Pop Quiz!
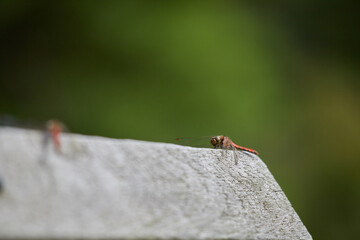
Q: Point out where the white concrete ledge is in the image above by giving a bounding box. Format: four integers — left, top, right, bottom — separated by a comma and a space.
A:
0, 127, 312, 239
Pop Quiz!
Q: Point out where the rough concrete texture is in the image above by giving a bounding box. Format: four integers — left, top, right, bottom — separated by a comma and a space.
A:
0, 127, 312, 239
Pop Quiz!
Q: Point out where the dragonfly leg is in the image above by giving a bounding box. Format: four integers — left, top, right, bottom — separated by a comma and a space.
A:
231, 144, 247, 165
233, 148, 238, 165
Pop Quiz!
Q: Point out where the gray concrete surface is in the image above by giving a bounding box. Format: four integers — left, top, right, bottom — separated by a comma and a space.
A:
0, 127, 312, 239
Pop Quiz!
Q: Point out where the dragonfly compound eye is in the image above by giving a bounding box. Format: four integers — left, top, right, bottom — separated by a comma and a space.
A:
210, 137, 217, 146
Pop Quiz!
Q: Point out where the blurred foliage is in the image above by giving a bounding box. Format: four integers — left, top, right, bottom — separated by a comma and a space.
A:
0, 1, 359, 239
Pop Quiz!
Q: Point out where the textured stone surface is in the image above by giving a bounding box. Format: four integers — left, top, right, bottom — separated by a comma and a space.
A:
0, 127, 312, 239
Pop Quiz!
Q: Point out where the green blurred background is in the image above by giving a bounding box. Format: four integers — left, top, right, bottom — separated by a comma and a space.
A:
1, 1, 359, 239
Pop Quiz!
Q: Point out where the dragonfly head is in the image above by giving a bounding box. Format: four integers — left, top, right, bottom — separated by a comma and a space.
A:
210, 135, 224, 147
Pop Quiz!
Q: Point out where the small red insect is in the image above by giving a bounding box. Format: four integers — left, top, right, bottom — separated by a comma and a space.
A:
175, 135, 259, 165
210, 135, 258, 165
210, 135, 259, 155
46, 120, 65, 151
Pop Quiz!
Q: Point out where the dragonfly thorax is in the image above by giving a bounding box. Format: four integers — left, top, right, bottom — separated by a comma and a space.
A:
211, 135, 235, 149
211, 135, 226, 148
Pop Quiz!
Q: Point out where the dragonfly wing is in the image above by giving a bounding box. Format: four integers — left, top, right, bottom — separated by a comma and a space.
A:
242, 150, 256, 158
233, 147, 238, 165
233, 143, 255, 164
173, 136, 214, 148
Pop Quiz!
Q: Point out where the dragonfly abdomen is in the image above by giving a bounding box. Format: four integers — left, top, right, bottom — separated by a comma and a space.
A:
233, 144, 259, 155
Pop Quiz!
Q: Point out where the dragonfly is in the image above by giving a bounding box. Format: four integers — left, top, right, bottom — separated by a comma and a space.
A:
175, 135, 259, 165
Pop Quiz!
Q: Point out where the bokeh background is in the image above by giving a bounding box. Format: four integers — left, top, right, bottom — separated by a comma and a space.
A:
1, 1, 359, 239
